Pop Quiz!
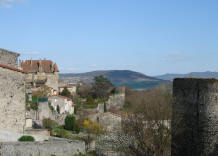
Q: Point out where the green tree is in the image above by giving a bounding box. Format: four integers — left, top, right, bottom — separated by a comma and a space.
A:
30, 95, 38, 110
104, 103, 107, 112
64, 114, 77, 131
86, 95, 94, 105
57, 105, 60, 114
92, 75, 114, 100
60, 87, 72, 98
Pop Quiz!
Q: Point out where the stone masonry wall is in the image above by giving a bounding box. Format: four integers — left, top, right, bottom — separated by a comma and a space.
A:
0, 67, 26, 133
0, 140, 85, 156
172, 78, 218, 156
0, 49, 19, 67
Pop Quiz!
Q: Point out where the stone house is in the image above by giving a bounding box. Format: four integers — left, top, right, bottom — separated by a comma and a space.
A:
59, 83, 77, 96
48, 95, 75, 114
0, 59, 27, 133
0, 48, 20, 67
20, 59, 59, 91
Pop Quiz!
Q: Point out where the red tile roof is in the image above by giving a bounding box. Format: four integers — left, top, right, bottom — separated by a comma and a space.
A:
20, 60, 59, 73
0, 64, 27, 74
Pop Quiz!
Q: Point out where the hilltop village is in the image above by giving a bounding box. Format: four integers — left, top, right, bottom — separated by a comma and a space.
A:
0, 48, 125, 155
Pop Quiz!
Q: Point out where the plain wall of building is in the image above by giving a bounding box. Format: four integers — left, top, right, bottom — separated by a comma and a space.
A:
0, 67, 26, 133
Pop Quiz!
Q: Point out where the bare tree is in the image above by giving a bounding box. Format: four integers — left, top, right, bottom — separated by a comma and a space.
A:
97, 85, 172, 156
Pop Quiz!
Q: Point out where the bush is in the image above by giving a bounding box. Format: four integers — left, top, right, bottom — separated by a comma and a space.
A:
43, 118, 58, 129
74, 104, 81, 114
18, 136, 35, 142
51, 128, 71, 139
86, 95, 94, 105
64, 114, 76, 131
74, 123, 81, 134
30, 95, 38, 110
57, 105, 60, 114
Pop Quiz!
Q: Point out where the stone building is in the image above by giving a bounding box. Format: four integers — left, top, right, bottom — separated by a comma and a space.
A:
0, 48, 20, 67
49, 95, 75, 114
0, 54, 27, 133
20, 60, 59, 91
59, 83, 77, 96
172, 78, 218, 156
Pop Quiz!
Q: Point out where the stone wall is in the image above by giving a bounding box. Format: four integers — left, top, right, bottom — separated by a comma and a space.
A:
26, 72, 59, 91
98, 112, 122, 131
0, 49, 19, 67
46, 72, 59, 91
0, 140, 85, 156
0, 67, 26, 133
27, 102, 67, 127
172, 78, 218, 156
106, 93, 125, 111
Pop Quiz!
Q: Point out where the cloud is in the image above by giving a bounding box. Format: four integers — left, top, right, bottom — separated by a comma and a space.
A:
161, 53, 187, 62
0, 0, 26, 8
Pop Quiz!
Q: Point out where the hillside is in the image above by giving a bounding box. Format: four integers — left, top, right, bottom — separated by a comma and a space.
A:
60, 70, 168, 89
155, 71, 218, 81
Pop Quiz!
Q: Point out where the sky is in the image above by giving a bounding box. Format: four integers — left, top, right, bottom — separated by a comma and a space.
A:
0, 0, 218, 76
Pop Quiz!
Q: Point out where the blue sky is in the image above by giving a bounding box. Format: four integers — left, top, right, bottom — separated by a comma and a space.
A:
0, 0, 218, 75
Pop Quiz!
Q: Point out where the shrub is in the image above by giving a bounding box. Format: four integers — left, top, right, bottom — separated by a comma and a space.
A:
18, 136, 35, 142
51, 128, 71, 139
30, 95, 38, 110
57, 105, 60, 114
64, 114, 76, 131
43, 118, 58, 129
74, 104, 81, 114
49, 105, 54, 113
60, 87, 72, 98
74, 123, 81, 134
86, 95, 94, 105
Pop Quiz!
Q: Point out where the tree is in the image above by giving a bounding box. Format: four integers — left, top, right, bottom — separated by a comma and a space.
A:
86, 95, 94, 105
64, 114, 80, 133
91, 75, 114, 100
57, 105, 60, 114
121, 85, 172, 156
61, 87, 72, 98
30, 95, 38, 110
77, 85, 92, 98
97, 85, 172, 156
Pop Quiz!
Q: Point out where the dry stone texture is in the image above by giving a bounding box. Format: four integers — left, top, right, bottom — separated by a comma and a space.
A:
172, 78, 218, 156
0, 141, 85, 156
0, 49, 19, 67
0, 67, 26, 133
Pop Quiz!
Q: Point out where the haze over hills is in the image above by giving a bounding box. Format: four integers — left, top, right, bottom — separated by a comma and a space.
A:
60, 70, 168, 89
155, 71, 218, 81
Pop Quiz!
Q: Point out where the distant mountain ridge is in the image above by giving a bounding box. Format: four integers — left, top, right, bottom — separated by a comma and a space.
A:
155, 71, 218, 81
60, 70, 168, 89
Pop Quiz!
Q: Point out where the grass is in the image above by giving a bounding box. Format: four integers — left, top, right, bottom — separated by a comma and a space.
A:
83, 103, 98, 109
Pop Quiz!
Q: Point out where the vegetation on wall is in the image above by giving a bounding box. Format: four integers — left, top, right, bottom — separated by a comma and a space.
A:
18, 136, 35, 142
30, 95, 38, 110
